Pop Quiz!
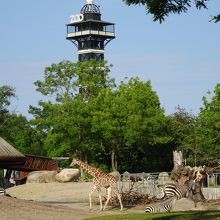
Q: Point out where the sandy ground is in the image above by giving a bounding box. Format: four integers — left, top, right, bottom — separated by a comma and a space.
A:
2, 182, 220, 220
1, 182, 144, 220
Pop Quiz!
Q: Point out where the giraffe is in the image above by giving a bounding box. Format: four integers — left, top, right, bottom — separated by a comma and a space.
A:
70, 158, 123, 211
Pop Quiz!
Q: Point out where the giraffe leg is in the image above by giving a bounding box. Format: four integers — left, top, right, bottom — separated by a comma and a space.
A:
89, 185, 97, 210
103, 187, 111, 210
97, 187, 103, 211
117, 193, 123, 210
113, 187, 123, 210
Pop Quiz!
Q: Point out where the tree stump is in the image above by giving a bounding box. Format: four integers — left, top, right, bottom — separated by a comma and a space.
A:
171, 150, 206, 202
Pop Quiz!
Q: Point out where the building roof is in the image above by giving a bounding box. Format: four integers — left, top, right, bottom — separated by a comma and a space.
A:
0, 137, 26, 163
66, 19, 114, 26
0, 137, 59, 172
81, 3, 101, 15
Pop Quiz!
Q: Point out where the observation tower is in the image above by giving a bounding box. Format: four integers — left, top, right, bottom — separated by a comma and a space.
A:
66, 0, 115, 61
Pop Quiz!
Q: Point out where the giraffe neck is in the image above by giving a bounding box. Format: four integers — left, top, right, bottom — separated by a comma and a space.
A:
75, 159, 103, 177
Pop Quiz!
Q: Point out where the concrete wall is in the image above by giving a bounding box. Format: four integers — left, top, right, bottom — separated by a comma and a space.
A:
202, 188, 220, 200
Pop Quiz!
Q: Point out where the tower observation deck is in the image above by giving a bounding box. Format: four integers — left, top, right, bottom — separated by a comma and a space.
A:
66, 0, 115, 61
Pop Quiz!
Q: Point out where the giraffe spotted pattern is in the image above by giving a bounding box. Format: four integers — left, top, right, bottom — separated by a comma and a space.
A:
70, 158, 123, 211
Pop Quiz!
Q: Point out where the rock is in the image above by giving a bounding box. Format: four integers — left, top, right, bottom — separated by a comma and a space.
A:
122, 171, 130, 181
55, 169, 80, 182
171, 198, 207, 211
109, 171, 121, 181
172, 198, 195, 211
26, 171, 58, 183
157, 172, 171, 185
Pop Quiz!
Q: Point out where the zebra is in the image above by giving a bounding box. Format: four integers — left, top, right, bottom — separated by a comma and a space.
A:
145, 197, 177, 213
162, 183, 182, 200
0, 187, 6, 196
180, 179, 196, 198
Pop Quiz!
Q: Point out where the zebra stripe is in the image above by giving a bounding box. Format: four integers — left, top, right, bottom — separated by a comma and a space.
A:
163, 183, 182, 200
0, 187, 5, 196
145, 197, 177, 213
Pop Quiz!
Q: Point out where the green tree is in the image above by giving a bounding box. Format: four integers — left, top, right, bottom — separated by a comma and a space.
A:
123, 0, 220, 23
191, 84, 220, 166
0, 85, 15, 114
169, 106, 196, 149
0, 85, 44, 155
3, 114, 45, 155
92, 77, 172, 171
30, 60, 115, 160
33, 60, 114, 103
0, 85, 16, 140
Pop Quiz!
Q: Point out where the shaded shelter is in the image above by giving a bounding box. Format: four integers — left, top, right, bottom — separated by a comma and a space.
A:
0, 137, 26, 166
0, 137, 58, 185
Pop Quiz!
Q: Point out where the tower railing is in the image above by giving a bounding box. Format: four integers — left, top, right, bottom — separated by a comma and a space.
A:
67, 30, 115, 38
67, 23, 115, 38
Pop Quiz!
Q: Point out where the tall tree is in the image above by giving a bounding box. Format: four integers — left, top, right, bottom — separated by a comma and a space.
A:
92, 77, 172, 171
0, 85, 44, 155
0, 85, 16, 139
0, 85, 15, 114
169, 106, 196, 149
191, 83, 220, 166
2, 113, 45, 155
123, 0, 219, 23
30, 60, 115, 159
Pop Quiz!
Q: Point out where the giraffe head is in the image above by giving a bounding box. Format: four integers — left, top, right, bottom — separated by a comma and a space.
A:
70, 158, 79, 167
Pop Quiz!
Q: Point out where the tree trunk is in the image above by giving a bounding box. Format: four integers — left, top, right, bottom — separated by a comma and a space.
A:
111, 148, 117, 171
171, 150, 206, 202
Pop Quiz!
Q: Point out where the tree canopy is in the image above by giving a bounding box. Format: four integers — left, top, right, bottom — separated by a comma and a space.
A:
192, 84, 220, 166
29, 60, 116, 161
0, 85, 15, 114
92, 77, 172, 171
1, 62, 219, 172
123, 0, 220, 23
30, 61, 173, 172
0, 85, 44, 155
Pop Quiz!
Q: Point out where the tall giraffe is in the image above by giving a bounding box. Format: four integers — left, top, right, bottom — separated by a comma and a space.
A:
70, 158, 123, 211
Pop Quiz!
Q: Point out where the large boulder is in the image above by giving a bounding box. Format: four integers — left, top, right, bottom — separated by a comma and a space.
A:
171, 198, 195, 211
171, 198, 207, 211
55, 168, 80, 182
26, 171, 58, 183
157, 172, 171, 185
109, 171, 121, 181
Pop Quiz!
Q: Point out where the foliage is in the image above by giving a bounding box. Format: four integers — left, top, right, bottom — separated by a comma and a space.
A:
58, 159, 71, 169
92, 77, 172, 171
2, 68, 219, 171
30, 60, 115, 160
0, 85, 45, 156
0, 85, 15, 113
1, 64, 219, 172
0, 85, 15, 137
189, 83, 220, 166
30, 61, 174, 172
1, 113, 45, 155
211, 13, 220, 23
122, 0, 219, 23
169, 106, 196, 149
33, 60, 114, 102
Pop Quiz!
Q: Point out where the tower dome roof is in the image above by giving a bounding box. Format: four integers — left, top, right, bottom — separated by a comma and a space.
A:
81, 0, 100, 14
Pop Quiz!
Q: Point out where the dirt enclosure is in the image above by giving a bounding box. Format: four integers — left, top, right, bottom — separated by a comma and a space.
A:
1, 182, 220, 220
1, 182, 143, 220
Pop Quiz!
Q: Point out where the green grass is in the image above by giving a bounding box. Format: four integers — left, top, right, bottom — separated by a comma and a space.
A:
85, 211, 220, 220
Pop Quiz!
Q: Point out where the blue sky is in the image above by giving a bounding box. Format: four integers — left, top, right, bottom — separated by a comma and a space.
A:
0, 0, 219, 118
